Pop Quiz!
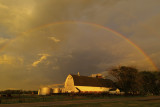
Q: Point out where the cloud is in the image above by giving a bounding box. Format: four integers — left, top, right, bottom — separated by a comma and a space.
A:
0, 54, 10, 64
52, 66, 60, 70
49, 37, 60, 43
0, 0, 36, 35
0, 54, 23, 65
0, 37, 9, 44
0, 0, 160, 90
0, 3, 8, 9
32, 54, 50, 67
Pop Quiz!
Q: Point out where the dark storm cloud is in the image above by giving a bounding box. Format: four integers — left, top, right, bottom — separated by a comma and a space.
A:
0, 0, 160, 89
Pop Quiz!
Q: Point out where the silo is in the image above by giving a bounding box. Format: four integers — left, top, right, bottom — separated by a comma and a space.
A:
53, 88, 61, 94
38, 87, 52, 95
61, 88, 66, 93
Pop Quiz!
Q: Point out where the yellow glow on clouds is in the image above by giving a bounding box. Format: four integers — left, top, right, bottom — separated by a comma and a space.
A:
48, 37, 61, 43
0, 0, 35, 34
0, 3, 8, 9
32, 54, 50, 67
0, 37, 9, 44
0, 54, 23, 65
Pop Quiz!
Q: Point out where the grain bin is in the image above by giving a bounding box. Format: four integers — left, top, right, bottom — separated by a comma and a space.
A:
53, 88, 61, 94
38, 87, 52, 95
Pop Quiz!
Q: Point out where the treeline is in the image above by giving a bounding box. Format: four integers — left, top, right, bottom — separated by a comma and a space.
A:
108, 66, 160, 95
0, 90, 38, 95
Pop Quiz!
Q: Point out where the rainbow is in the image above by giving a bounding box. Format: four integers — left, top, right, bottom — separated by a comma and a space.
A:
1, 21, 158, 71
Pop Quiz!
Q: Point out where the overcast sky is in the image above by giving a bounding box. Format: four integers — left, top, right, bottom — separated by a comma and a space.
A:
0, 0, 160, 90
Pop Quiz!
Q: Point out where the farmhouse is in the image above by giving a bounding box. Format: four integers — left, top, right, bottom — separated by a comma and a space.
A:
64, 74, 114, 93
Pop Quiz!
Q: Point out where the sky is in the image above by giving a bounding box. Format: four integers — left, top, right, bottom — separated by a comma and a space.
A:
0, 0, 160, 90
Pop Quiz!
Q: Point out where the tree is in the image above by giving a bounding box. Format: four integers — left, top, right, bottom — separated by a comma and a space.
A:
108, 66, 139, 94
141, 71, 160, 95
154, 72, 160, 95
139, 71, 157, 95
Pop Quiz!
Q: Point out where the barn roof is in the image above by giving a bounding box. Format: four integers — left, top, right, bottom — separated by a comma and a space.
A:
71, 75, 114, 87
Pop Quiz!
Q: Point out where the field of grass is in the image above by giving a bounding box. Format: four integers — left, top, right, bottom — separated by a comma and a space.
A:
0, 94, 141, 104
53, 100, 160, 107
0, 94, 77, 104
0, 94, 108, 104
1, 94, 160, 107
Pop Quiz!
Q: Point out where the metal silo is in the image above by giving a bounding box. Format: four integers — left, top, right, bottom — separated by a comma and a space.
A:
53, 88, 61, 94
38, 87, 52, 95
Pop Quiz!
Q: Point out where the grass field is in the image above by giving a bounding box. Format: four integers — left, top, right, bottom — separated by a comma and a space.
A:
0, 94, 120, 104
51, 99, 160, 107
0, 94, 160, 107
0, 94, 142, 104
0, 94, 77, 104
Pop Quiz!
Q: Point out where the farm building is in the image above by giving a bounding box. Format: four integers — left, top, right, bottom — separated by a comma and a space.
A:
109, 88, 120, 94
38, 73, 118, 95
38, 87, 53, 95
64, 74, 114, 93
109, 88, 125, 95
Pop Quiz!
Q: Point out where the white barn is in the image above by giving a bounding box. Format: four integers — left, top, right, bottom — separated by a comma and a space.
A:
64, 74, 114, 93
